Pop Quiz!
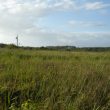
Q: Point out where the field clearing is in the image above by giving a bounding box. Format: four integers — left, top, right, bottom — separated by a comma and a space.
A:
0, 48, 110, 110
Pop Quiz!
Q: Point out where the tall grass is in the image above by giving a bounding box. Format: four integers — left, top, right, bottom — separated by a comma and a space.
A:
0, 48, 110, 110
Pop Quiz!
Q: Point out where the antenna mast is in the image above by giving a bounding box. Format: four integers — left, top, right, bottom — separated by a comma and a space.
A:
16, 35, 19, 46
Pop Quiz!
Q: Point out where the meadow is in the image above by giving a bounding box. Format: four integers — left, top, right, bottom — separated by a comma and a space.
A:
0, 48, 110, 110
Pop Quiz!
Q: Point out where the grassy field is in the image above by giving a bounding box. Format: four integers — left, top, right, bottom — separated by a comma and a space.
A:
0, 48, 110, 110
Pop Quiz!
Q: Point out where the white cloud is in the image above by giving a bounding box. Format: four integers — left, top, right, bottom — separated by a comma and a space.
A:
84, 2, 110, 10
0, 0, 109, 15
1, 27, 110, 47
69, 20, 105, 28
52, 0, 77, 10
0, 0, 77, 37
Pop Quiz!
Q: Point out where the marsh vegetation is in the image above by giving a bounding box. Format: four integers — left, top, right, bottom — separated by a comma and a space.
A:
0, 48, 110, 110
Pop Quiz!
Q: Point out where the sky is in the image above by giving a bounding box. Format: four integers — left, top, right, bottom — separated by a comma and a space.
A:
0, 0, 110, 47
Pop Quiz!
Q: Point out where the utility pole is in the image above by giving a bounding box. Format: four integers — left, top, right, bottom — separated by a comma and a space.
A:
16, 35, 19, 46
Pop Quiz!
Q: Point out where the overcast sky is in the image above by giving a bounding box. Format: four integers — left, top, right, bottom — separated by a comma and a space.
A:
0, 0, 110, 47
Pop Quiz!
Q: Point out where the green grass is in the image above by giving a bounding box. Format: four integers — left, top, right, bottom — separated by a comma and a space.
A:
0, 48, 110, 110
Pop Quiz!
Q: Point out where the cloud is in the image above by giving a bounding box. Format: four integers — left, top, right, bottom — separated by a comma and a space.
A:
1, 27, 110, 47
20, 29, 110, 47
0, 0, 109, 14
69, 20, 106, 28
84, 2, 110, 10
0, 0, 109, 17
52, 0, 78, 10
0, 0, 78, 37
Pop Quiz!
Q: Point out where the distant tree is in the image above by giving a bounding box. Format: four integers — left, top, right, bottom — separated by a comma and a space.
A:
6, 44, 17, 49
